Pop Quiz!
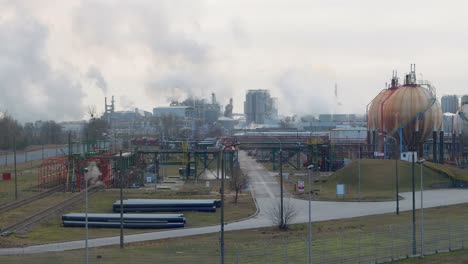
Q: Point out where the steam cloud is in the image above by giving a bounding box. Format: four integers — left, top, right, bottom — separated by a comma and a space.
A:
275, 66, 336, 116
86, 66, 108, 94
85, 161, 103, 187
72, 0, 228, 106
0, 9, 85, 122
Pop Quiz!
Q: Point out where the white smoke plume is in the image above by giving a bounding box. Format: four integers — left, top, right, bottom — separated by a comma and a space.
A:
85, 161, 103, 187
86, 66, 108, 94
274, 66, 337, 116
0, 7, 85, 122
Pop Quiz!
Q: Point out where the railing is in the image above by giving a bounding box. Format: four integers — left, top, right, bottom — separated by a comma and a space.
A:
2, 216, 467, 263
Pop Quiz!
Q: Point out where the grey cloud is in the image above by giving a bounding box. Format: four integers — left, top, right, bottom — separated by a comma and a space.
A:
86, 66, 107, 94
0, 10, 84, 122
146, 69, 229, 104
119, 96, 135, 111
275, 66, 336, 116
73, 1, 221, 105
73, 1, 209, 64
229, 18, 251, 48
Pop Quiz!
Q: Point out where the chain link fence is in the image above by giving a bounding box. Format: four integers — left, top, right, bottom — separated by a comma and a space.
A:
2, 217, 467, 263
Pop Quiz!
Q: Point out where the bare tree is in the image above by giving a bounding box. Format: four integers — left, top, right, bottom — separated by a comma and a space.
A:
268, 198, 298, 230
229, 161, 246, 204
88, 105, 97, 119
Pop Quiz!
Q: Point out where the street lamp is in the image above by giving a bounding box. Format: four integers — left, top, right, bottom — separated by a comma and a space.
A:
357, 131, 362, 201
263, 135, 284, 229
379, 133, 399, 215
307, 164, 315, 264
83, 167, 89, 264
411, 151, 416, 255
417, 159, 426, 257
13, 132, 18, 200
102, 133, 124, 249
220, 141, 239, 264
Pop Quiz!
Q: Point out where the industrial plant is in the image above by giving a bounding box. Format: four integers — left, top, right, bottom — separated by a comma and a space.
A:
0, 63, 467, 263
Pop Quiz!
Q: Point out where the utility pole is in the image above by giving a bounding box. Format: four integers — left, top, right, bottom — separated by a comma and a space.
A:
220, 149, 225, 264
84, 168, 89, 264
119, 150, 124, 249
412, 152, 416, 255
14, 133, 17, 200
279, 147, 284, 228
307, 165, 314, 264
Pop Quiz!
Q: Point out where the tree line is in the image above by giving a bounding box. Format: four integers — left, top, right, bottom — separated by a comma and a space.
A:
0, 113, 66, 150
0, 112, 109, 150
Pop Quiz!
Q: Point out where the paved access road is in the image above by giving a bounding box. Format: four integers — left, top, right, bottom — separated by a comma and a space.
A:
2, 151, 468, 254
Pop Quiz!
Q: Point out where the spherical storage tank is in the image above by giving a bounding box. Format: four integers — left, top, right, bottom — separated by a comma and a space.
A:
367, 66, 442, 148
453, 95, 468, 141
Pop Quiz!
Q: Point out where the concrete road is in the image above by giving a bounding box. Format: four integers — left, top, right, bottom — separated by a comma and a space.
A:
1, 151, 468, 254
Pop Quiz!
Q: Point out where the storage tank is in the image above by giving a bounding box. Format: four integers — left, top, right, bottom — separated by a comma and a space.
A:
461, 95, 468, 105
442, 113, 455, 135
453, 96, 468, 140
367, 65, 442, 149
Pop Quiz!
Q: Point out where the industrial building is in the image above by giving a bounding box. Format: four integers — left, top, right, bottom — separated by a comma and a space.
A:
318, 114, 357, 122
441, 95, 459, 114
153, 106, 194, 118
244, 89, 278, 124
103, 96, 154, 135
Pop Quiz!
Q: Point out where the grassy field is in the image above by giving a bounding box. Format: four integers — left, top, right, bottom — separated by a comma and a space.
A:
396, 250, 468, 264
0, 160, 43, 203
1, 201, 467, 263
275, 159, 461, 201
0, 181, 256, 247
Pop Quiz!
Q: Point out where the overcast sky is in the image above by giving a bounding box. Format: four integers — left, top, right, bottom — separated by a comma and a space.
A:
1, 0, 467, 122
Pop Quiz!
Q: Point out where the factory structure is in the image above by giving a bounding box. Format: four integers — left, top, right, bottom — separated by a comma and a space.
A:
366, 65, 466, 164
100, 93, 238, 140
236, 65, 466, 171
244, 89, 278, 124
441, 95, 460, 114
70, 65, 466, 169
103, 96, 154, 136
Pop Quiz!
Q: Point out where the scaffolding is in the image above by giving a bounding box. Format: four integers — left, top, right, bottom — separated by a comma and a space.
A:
38, 157, 68, 191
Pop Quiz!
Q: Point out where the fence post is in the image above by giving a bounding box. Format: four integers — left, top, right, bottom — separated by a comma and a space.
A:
374, 230, 378, 262
463, 222, 465, 250
235, 251, 240, 264
435, 222, 440, 253
358, 232, 362, 263
323, 239, 327, 264
390, 225, 394, 261
284, 238, 288, 264
407, 225, 411, 258
340, 234, 344, 264
449, 224, 452, 251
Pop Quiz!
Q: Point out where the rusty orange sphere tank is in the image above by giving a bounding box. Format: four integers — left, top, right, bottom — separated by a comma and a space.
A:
368, 83, 442, 147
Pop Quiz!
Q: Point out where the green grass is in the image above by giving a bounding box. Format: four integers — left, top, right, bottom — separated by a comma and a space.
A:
281, 159, 453, 201
395, 249, 468, 263
1, 202, 467, 263
0, 182, 256, 247
0, 160, 42, 203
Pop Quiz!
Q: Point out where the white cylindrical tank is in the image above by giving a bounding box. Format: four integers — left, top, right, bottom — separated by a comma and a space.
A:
443, 113, 455, 135
453, 103, 468, 140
